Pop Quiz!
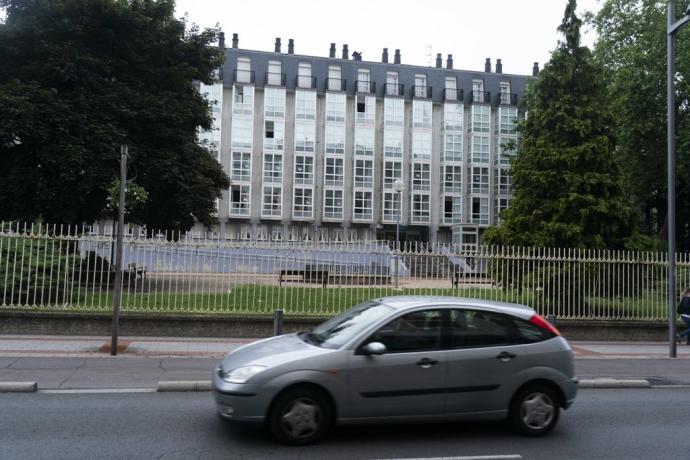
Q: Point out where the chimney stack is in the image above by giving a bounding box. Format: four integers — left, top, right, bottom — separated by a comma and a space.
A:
274, 37, 281, 53
394, 49, 401, 64
342, 44, 349, 60
352, 51, 362, 61
218, 32, 225, 49
532, 62, 539, 76
329, 43, 336, 58
446, 54, 453, 69
288, 39, 294, 54
382, 48, 389, 63
232, 33, 238, 48
485, 58, 492, 73
435, 53, 442, 68
496, 59, 503, 74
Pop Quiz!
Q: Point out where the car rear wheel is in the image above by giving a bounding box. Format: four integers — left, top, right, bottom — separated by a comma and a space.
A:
509, 384, 560, 436
268, 387, 332, 445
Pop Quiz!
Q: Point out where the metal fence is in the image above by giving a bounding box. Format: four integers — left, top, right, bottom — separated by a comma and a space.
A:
0, 222, 685, 320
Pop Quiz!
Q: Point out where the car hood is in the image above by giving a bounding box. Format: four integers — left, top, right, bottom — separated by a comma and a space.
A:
220, 333, 332, 370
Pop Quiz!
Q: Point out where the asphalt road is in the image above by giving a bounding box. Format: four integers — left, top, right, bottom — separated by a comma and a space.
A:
1, 389, 690, 459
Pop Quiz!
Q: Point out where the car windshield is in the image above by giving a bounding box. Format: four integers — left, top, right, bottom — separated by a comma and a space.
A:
299, 301, 393, 349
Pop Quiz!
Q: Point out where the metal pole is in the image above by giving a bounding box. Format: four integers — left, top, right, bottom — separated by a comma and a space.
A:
273, 309, 284, 336
111, 145, 128, 356
668, 2, 677, 358
395, 191, 401, 289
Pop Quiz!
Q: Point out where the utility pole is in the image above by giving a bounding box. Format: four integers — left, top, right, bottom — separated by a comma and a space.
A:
111, 145, 128, 356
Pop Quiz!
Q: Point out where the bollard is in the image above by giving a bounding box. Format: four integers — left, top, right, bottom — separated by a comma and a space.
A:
273, 309, 284, 336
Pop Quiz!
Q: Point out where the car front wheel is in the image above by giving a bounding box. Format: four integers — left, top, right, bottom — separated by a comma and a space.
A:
268, 387, 332, 445
509, 384, 560, 436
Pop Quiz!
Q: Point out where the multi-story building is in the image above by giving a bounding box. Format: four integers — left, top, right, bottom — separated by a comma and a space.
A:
198, 34, 535, 247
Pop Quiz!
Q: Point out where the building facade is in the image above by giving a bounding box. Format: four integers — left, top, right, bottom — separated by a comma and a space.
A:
197, 35, 534, 247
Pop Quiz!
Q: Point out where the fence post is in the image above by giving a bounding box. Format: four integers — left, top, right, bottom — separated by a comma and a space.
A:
273, 308, 284, 336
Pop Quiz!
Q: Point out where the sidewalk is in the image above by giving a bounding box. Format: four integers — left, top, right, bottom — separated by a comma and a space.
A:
2, 335, 690, 390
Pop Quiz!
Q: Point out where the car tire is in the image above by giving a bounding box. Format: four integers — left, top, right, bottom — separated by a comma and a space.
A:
268, 387, 333, 445
509, 384, 560, 437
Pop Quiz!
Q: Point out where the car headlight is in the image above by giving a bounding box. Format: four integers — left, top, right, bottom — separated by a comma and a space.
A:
220, 365, 267, 383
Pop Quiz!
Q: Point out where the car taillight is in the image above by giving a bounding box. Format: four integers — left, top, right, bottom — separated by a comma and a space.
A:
529, 313, 561, 337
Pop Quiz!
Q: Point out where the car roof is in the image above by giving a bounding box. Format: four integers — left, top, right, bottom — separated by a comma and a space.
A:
373, 295, 535, 319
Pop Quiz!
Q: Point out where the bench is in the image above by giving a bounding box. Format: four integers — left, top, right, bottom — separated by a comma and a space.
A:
126, 263, 147, 281
279, 269, 329, 288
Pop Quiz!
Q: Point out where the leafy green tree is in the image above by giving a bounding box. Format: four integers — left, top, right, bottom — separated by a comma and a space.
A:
0, 0, 229, 232
589, 0, 690, 250
485, 0, 640, 250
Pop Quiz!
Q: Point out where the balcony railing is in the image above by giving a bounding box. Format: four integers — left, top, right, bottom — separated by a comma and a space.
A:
499, 92, 518, 106
233, 69, 255, 84
442, 88, 464, 102
326, 77, 347, 91
265, 72, 286, 86
356, 80, 376, 93
384, 83, 404, 96
412, 85, 432, 99
296, 75, 317, 89
471, 90, 491, 104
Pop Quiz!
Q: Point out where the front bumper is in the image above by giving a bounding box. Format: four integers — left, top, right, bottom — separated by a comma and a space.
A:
212, 371, 273, 423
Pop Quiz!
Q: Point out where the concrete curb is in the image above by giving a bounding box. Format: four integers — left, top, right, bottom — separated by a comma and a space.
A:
157, 380, 212, 392
0, 381, 38, 392
578, 378, 651, 388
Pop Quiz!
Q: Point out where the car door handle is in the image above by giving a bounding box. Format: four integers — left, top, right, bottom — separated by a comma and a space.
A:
496, 351, 516, 362
416, 358, 439, 368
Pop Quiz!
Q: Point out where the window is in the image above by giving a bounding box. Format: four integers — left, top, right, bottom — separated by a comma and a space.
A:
412, 163, 430, 191
443, 133, 463, 162
384, 98, 404, 126
353, 191, 373, 220
295, 122, 315, 153
328, 65, 342, 91
499, 107, 518, 134
262, 186, 282, 217
231, 117, 252, 149
412, 131, 432, 160
326, 93, 346, 122
293, 188, 313, 218
354, 129, 374, 156
357, 69, 370, 93
356, 95, 375, 124
231, 152, 251, 182
471, 135, 490, 163
443, 196, 462, 224
496, 197, 512, 221
297, 62, 312, 88
384, 129, 403, 158
496, 169, 512, 195
294, 155, 314, 185
471, 196, 489, 225
386, 71, 399, 96
236, 57, 251, 83
324, 157, 344, 186
472, 79, 485, 103
265, 120, 274, 139
354, 159, 373, 188
443, 165, 462, 193
471, 167, 489, 194
412, 100, 432, 128
267, 60, 282, 86
411, 194, 430, 223
323, 189, 343, 220
496, 137, 516, 165
263, 120, 283, 151
233, 85, 254, 115
449, 310, 512, 348
382, 191, 401, 221
325, 125, 344, 154
444, 103, 463, 131
264, 87, 285, 118
367, 309, 443, 353
445, 76, 458, 101
499, 81, 512, 105
263, 153, 283, 183
472, 105, 490, 132
295, 90, 316, 120
414, 74, 428, 98
383, 161, 402, 188
229, 185, 250, 216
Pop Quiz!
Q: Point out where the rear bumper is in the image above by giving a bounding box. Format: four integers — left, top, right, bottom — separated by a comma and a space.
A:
562, 377, 578, 409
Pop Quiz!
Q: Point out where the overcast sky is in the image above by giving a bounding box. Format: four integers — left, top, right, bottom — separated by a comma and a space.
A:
175, 0, 603, 76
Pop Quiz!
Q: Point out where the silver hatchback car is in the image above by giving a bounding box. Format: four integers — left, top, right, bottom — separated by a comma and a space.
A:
213, 296, 577, 444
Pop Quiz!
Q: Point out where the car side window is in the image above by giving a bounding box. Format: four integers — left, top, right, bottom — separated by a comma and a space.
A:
367, 309, 443, 353
511, 317, 552, 344
449, 309, 513, 348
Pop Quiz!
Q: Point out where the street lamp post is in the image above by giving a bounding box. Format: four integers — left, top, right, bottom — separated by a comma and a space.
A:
393, 180, 406, 289
667, 2, 690, 358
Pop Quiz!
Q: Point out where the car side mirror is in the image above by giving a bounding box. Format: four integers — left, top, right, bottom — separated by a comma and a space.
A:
361, 342, 387, 356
